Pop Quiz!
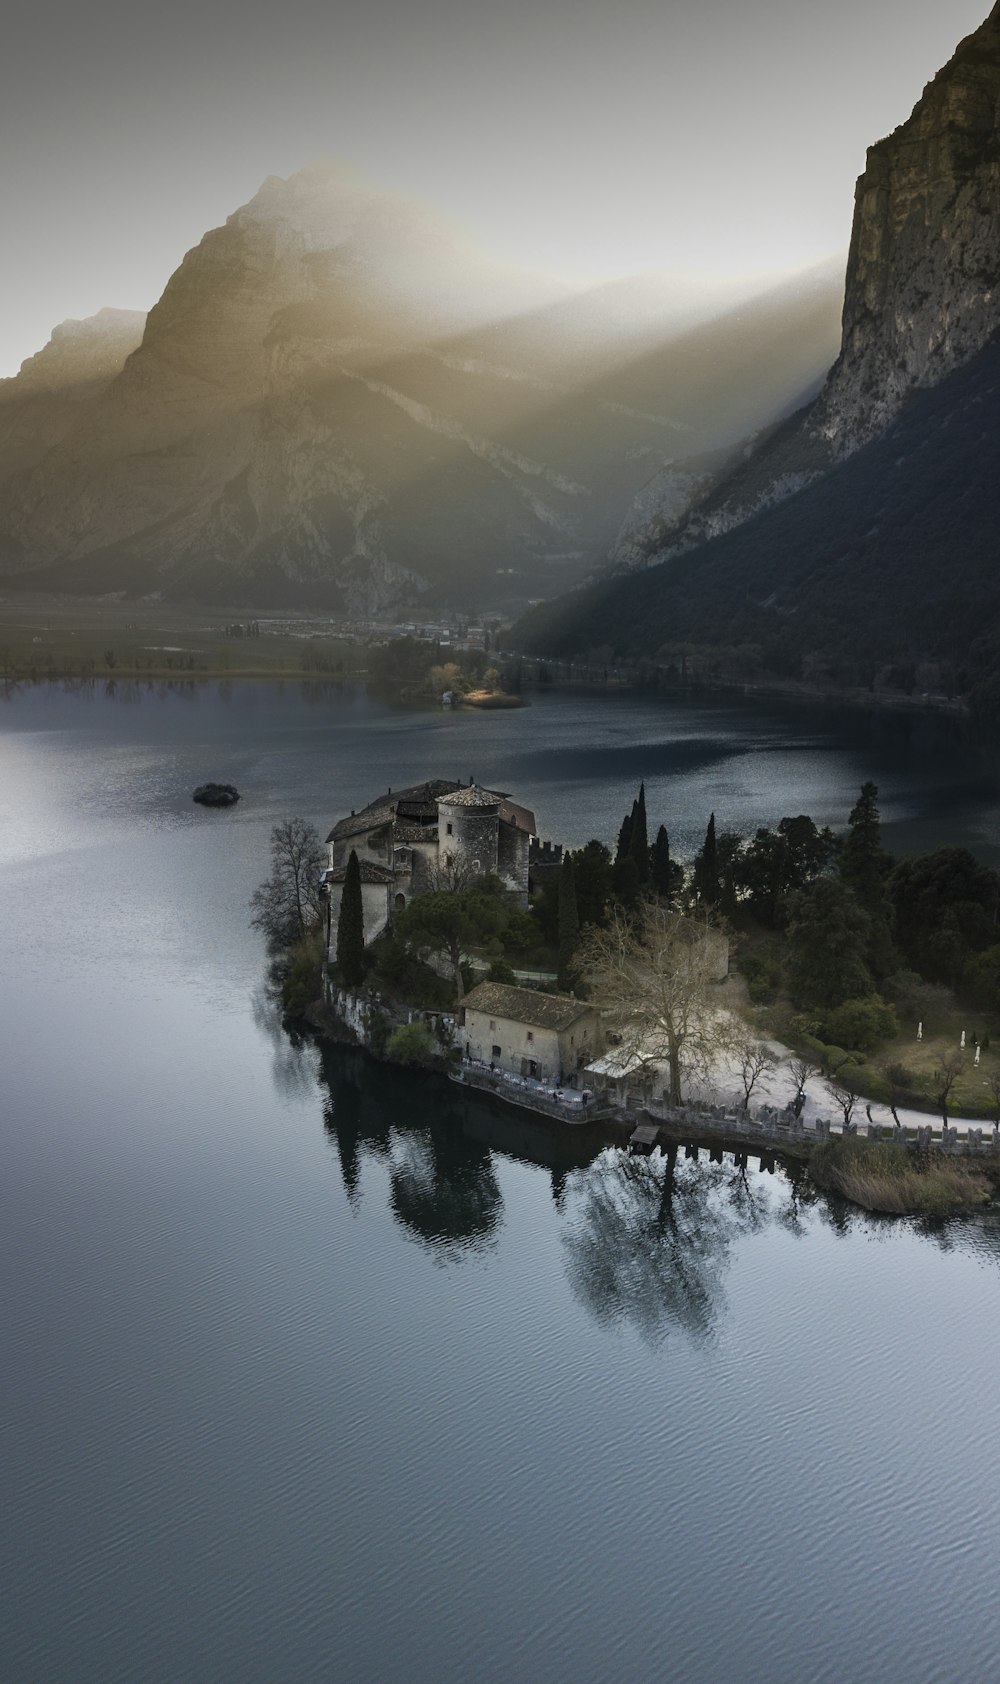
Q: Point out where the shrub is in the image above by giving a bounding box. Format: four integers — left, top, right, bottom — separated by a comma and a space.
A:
385, 1020, 437, 1067
885, 1060, 915, 1089
487, 957, 518, 985
739, 948, 782, 1004
810, 1137, 991, 1215
281, 927, 324, 1018
884, 970, 950, 1021
823, 996, 898, 1052
364, 1007, 391, 1057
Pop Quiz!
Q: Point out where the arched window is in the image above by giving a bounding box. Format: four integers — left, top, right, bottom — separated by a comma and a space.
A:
394, 893, 406, 911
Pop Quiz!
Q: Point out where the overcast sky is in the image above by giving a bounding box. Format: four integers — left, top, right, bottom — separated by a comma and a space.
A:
0, 0, 989, 374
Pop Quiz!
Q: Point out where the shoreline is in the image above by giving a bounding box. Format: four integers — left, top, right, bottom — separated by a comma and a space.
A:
301, 1000, 999, 1216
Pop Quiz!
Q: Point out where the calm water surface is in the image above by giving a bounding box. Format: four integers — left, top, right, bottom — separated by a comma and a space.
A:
2, 680, 1000, 1683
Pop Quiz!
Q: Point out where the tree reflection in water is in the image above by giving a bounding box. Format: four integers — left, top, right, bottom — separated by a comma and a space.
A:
252, 986, 322, 1099
562, 1144, 801, 1346
318, 1047, 502, 1255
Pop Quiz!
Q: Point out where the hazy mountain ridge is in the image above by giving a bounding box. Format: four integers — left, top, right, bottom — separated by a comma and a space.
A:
604, 1, 1000, 576
0, 309, 146, 486
0, 166, 840, 612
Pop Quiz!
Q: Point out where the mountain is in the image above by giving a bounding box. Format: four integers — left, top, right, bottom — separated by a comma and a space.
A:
0, 166, 841, 613
0, 308, 145, 482
516, 3, 1000, 701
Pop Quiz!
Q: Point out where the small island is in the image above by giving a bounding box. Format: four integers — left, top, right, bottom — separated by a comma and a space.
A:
193, 782, 240, 807
253, 775, 1000, 1220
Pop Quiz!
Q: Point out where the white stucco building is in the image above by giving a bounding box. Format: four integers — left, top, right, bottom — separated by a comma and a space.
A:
461, 981, 603, 1085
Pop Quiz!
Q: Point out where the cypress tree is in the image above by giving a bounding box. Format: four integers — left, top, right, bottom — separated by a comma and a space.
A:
652, 824, 673, 898
557, 854, 581, 990
694, 813, 720, 906
612, 853, 640, 911
840, 781, 888, 910
336, 848, 365, 988
629, 781, 650, 883
840, 781, 895, 978
615, 805, 634, 865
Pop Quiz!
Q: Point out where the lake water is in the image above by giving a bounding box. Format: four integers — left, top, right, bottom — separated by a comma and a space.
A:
3, 679, 1000, 1683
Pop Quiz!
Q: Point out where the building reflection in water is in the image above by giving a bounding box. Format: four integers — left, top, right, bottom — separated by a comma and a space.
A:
317, 1043, 602, 1253
315, 1042, 1000, 1342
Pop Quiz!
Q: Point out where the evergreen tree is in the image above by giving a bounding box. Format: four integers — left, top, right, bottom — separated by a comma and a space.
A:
557, 854, 581, 990
629, 781, 650, 883
840, 781, 896, 979
693, 813, 720, 906
721, 861, 738, 920
612, 853, 640, 910
786, 877, 874, 1009
615, 805, 634, 865
651, 825, 673, 898
336, 849, 365, 987
573, 840, 613, 927
841, 782, 890, 909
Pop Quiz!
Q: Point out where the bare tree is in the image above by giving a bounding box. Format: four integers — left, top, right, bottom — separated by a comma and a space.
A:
933, 1050, 964, 1129
577, 900, 733, 1107
425, 855, 479, 895
250, 817, 326, 952
826, 1074, 858, 1131
736, 1040, 776, 1112
787, 1056, 817, 1117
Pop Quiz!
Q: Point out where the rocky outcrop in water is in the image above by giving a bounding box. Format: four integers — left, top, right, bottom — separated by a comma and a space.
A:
193, 783, 240, 807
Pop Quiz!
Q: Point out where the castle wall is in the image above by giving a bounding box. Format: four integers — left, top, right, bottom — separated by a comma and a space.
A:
497, 821, 530, 905
409, 840, 440, 895
439, 807, 499, 880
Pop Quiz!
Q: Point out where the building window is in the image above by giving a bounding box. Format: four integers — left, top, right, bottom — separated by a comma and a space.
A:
489, 1020, 496, 1030
492, 1044, 501, 1059
527, 1031, 534, 1043
446, 822, 453, 836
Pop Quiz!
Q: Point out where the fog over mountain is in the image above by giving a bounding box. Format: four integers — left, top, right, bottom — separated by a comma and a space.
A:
0, 168, 842, 613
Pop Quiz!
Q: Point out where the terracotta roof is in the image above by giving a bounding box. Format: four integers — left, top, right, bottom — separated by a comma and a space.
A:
438, 785, 500, 810
438, 784, 505, 810
498, 799, 536, 835
327, 779, 462, 843
394, 799, 442, 821
462, 982, 594, 1032
323, 861, 395, 885
393, 823, 438, 844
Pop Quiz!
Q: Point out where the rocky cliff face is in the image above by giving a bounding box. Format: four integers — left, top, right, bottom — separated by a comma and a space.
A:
611, 2, 1000, 571
819, 0, 1000, 451
0, 166, 840, 613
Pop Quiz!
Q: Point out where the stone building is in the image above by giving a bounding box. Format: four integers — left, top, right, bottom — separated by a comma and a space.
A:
323, 778, 536, 953
461, 981, 603, 1085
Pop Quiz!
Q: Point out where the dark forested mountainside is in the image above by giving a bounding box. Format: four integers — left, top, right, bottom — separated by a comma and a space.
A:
515, 336, 1000, 709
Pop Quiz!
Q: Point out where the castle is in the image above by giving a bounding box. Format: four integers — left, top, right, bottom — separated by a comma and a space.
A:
323, 778, 536, 953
